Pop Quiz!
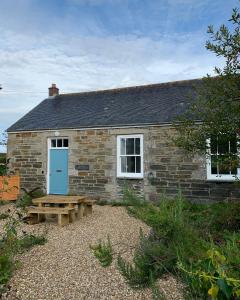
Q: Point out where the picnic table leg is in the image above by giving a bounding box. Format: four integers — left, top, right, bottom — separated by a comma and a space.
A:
68, 203, 76, 223
58, 214, 69, 226
37, 203, 46, 222
69, 210, 76, 223
28, 213, 39, 225
84, 204, 93, 216
77, 203, 85, 219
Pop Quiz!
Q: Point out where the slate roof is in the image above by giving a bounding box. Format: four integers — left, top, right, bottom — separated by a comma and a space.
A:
7, 78, 201, 132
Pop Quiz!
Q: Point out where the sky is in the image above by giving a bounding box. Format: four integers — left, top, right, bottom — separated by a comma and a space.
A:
0, 0, 238, 151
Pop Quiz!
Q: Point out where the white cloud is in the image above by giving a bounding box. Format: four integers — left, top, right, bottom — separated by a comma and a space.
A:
0, 28, 222, 141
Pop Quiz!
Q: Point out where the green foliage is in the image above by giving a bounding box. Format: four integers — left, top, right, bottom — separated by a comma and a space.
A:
121, 188, 240, 299
0, 208, 47, 295
123, 185, 146, 207
0, 153, 7, 176
178, 247, 240, 299
173, 7, 240, 159
95, 199, 109, 206
0, 132, 7, 147
0, 254, 14, 294
95, 198, 131, 206
16, 194, 32, 208
151, 281, 165, 300
0, 213, 8, 220
17, 234, 47, 252
90, 235, 113, 267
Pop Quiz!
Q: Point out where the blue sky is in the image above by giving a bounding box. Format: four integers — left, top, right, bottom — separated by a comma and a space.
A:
0, 0, 238, 151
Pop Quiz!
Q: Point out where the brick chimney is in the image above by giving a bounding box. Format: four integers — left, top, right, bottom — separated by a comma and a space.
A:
48, 83, 59, 97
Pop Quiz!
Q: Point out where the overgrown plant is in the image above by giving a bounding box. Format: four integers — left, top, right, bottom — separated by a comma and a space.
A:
16, 194, 32, 208
90, 235, 113, 267
178, 247, 240, 299
119, 187, 240, 299
118, 191, 208, 289
0, 208, 47, 295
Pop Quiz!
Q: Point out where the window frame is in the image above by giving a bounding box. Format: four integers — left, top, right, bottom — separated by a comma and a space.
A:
206, 137, 240, 181
117, 134, 144, 179
48, 138, 69, 149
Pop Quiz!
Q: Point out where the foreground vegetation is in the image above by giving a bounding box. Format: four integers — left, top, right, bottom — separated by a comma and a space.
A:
93, 190, 240, 299
0, 200, 47, 295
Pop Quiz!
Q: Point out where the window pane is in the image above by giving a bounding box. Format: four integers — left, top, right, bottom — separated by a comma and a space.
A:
127, 156, 135, 173
230, 135, 237, 154
57, 139, 62, 147
51, 139, 56, 147
211, 155, 218, 174
218, 136, 229, 154
63, 139, 68, 147
126, 138, 134, 155
230, 155, 238, 175
120, 138, 126, 155
218, 155, 230, 175
135, 138, 140, 155
136, 156, 141, 173
121, 157, 127, 173
210, 136, 217, 154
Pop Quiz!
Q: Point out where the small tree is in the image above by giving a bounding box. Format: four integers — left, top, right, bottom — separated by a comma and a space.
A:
174, 6, 240, 167
0, 131, 7, 147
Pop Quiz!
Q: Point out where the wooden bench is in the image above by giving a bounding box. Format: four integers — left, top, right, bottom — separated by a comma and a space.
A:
82, 200, 95, 216
28, 206, 76, 226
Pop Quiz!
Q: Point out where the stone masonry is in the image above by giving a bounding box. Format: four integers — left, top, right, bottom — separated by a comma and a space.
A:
7, 126, 240, 202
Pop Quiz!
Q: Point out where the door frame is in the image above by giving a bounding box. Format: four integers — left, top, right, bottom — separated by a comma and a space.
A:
47, 137, 69, 195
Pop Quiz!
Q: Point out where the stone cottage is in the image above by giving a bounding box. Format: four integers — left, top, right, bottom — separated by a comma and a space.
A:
7, 80, 240, 202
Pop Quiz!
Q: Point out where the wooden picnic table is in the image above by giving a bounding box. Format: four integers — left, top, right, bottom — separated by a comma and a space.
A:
29, 195, 95, 226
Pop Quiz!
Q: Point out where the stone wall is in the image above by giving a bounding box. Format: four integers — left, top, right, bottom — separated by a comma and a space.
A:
7, 126, 240, 202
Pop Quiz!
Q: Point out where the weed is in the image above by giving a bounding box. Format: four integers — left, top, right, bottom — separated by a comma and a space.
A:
17, 234, 47, 252
0, 254, 14, 295
0, 213, 9, 220
16, 194, 32, 208
0, 208, 47, 295
90, 235, 113, 267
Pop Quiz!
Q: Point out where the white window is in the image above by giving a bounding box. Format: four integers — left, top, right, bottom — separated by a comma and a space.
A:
49, 138, 69, 149
206, 134, 239, 181
117, 135, 143, 178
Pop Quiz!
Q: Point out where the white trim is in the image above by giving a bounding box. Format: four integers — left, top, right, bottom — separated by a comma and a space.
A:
47, 137, 69, 194
117, 134, 144, 179
206, 138, 240, 182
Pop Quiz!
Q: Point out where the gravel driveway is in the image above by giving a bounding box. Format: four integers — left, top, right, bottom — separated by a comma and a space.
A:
1, 204, 183, 300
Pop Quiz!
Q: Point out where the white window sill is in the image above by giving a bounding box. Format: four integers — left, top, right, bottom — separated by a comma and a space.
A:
117, 175, 144, 180
206, 176, 239, 182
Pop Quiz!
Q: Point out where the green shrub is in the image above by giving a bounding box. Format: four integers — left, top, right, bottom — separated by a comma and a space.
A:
178, 246, 240, 299
121, 188, 240, 299
0, 209, 47, 296
16, 194, 32, 208
17, 234, 47, 252
0, 213, 9, 220
117, 228, 176, 288
90, 235, 113, 267
0, 154, 7, 176
0, 254, 14, 294
95, 199, 109, 206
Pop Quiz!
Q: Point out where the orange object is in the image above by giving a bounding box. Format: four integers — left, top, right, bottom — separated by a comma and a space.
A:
0, 175, 20, 201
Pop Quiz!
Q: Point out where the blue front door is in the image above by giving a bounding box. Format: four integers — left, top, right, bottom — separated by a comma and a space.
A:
49, 149, 68, 195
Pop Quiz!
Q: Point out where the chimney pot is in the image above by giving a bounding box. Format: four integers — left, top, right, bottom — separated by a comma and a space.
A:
49, 83, 59, 96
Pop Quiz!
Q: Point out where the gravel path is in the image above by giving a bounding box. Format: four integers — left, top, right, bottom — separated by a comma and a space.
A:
1, 204, 183, 300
